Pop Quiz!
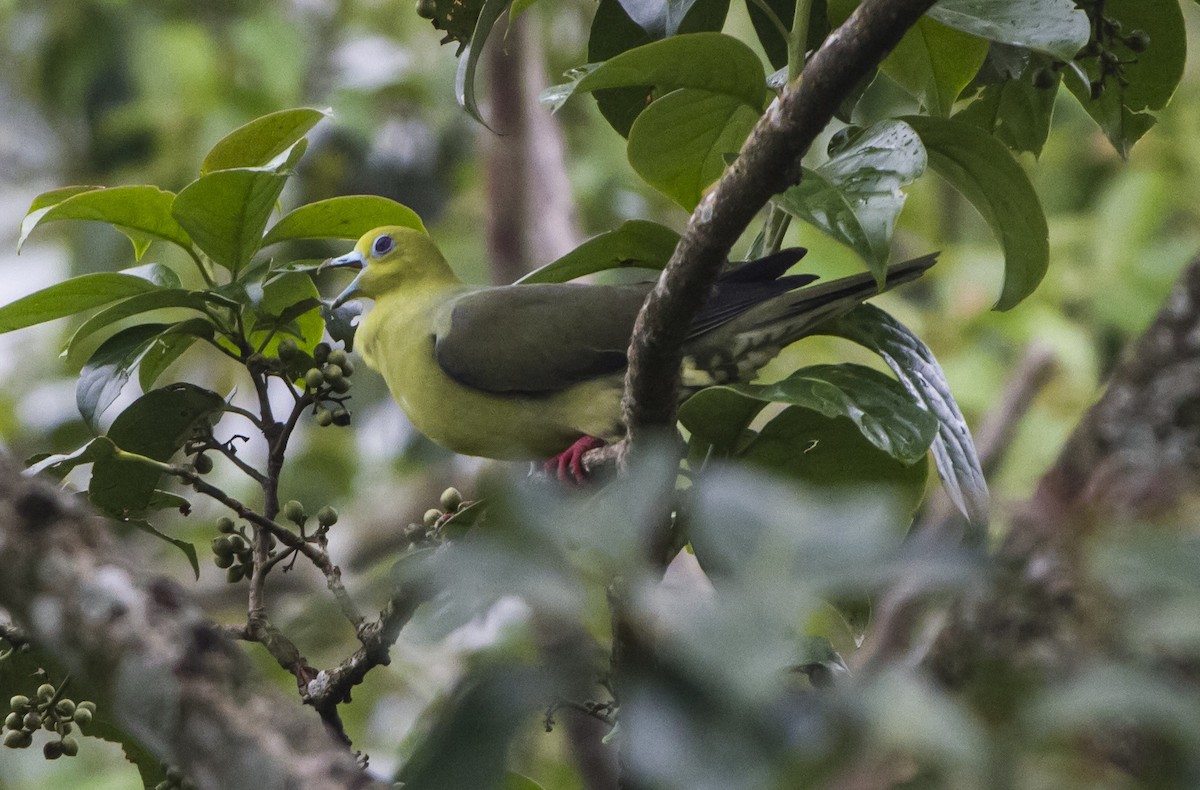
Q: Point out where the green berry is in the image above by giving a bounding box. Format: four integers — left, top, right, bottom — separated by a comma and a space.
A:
331, 407, 351, 426
60, 736, 78, 757
283, 500, 306, 524
331, 377, 351, 394
72, 707, 92, 727
423, 509, 441, 528
317, 506, 338, 527
36, 684, 54, 702
55, 699, 74, 717
193, 454, 213, 474
214, 553, 234, 569
4, 729, 31, 749
10, 695, 29, 713
323, 364, 344, 383
278, 338, 299, 360
23, 711, 40, 730
313, 342, 332, 364
228, 535, 248, 553
77, 702, 96, 715
212, 536, 234, 557
315, 407, 334, 427
227, 566, 245, 584
417, 0, 437, 19
440, 487, 463, 512
327, 349, 348, 367
217, 517, 235, 534
305, 368, 325, 389
4, 712, 19, 730
43, 740, 63, 760
340, 359, 355, 377
1127, 29, 1150, 52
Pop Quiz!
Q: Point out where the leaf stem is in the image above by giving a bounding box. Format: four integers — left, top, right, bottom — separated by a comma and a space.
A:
186, 247, 217, 288
788, 0, 815, 84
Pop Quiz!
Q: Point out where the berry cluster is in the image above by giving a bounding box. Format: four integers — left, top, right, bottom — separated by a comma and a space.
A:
4, 682, 93, 759
1033, 4, 1150, 98
300, 342, 354, 428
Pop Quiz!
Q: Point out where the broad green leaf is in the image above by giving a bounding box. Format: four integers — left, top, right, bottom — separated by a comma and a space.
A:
262, 195, 426, 247
628, 89, 760, 210
455, 0, 513, 126
777, 120, 926, 281
746, 0, 795, 71
902, 115, 1047, 310
740, 407, 928, 514
729, 364, 937, 464
63, 289, 213, 360
823, 304, 988, 535
25, 437, 116, 479
517, 219, 679, 283
0, 273, 160, 334
19, 186, 193, 259
549, 32, 767, 114
76, 324, 167, 428
89, 383, 226, 518
138, 329, 203, 392
200, 107, 327, 174
250, 272, 324, 355
679, 386, 766, 457
586, 0, 656, 136
955, 52, 1059, 156
1064, 0, 1184, 158
126, 519, 200, 579
881, 17, 988, 116
927, 0, 1089, 61
172, 145, 302, 273
122, 262, 183, 289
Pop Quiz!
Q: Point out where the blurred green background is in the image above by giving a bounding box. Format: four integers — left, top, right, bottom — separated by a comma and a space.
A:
2, 0, 1200, 786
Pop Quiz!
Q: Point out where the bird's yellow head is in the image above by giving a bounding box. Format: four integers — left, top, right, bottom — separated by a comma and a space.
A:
325, 226, 456, 307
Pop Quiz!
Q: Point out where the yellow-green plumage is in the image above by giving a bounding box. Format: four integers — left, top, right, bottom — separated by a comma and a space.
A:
328, 225, 935, 463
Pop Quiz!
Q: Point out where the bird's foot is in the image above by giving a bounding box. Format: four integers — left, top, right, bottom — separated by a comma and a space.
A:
543, 436, 607, 483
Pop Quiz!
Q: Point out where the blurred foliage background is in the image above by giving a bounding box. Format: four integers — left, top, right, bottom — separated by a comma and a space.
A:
2, 0, 1200, 786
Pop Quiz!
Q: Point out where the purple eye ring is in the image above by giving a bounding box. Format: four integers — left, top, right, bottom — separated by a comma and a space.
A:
372, 234, 394, 256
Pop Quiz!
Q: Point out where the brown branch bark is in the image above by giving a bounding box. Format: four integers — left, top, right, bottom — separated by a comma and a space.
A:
0, 456, 381, 790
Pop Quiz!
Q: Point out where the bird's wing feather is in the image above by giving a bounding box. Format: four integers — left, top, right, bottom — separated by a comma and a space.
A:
434, 283, 649, 394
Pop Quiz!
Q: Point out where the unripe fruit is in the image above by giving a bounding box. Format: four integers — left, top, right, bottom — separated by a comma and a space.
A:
228, 535, 247, 553
340, 359, 355, 377
23, 711, 40, 730
1127, 30, 1150, 52
315, 407, 334, 427
227, 566, 245, 583
317, 506, 338, 527
214, 553, 234, 569
417, 0, 437, 18
43, 740, 63, 760
217, 517, 235, 533
72, 707, 92, 727
423, 509, 441, 527
10, 695, 29, 713
323, 364, 344, 383
212, 536, 234, 556
57, 721, 71, 735
305, 368, 325, 389
36, 684, 55, 702
4, 729, 31, 748
278, 338, 299, 359
440, 487, 463, 512
327, 349, 348, 367
331, 377, 351, 394
55, 699, 75, 717
77, 702, 96, 714
61, 736, 78, 757
193, 454, 213, 474
4, 712, 20, 730
331, 407, 351, 426
283, 500, 305, 523
313, 342, 332, 364
166, 765, 185, 783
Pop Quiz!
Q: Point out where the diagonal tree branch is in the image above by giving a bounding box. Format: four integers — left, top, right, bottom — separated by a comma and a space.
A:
0, 456, 382, 790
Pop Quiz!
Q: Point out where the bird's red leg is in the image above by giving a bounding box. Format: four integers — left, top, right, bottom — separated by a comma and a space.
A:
542, 436, 606, 483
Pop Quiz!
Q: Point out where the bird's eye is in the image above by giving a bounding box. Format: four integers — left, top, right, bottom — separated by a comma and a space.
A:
372, 235, 394, 256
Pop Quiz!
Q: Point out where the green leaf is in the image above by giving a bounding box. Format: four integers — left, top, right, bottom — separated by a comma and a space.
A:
627, 89, 760, 210
902, 115, 1047, 310
517, 219, 679, 283
1064, 0, 1184, 158
200, 107, 328, 174
261, 195, 426, 247
25, 437, 116, 479
955, 52, 1059, 156
730, 364, 938, 464
77, 324, 169, 428
0, 273, 161, 334
586, 0, 656, 137
455, 0, 513, 126
550, 32, 767, 114
777, 120, 926, 280
250, 272, 324, 355
881, 17, 988, 116
927, 0, 1089, 61
89, 383, 226, 518
172, 145, 301, 273
122, 262, 183, 289
138, 328, 204, 392
63, 289, 213, 360
126, 519, 200, 579
19, 186, 193, 259
679, 386, 767, 457
740, 407, 928, 514
823, 304, 989, 535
